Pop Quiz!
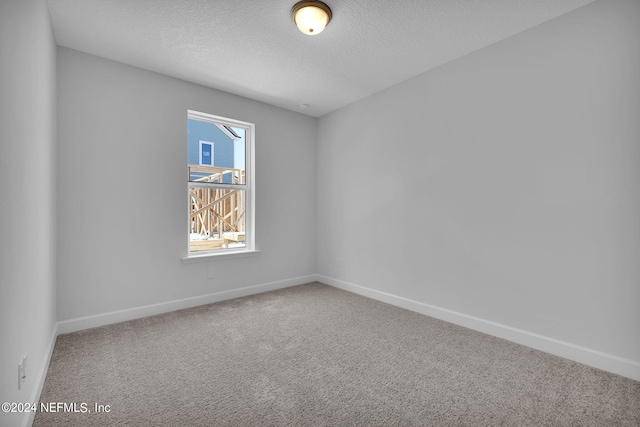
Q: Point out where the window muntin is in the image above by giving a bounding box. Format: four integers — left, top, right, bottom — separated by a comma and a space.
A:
187, 110, 254, 255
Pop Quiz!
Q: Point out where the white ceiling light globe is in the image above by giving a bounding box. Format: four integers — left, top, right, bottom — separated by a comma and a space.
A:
291, 1, 332, 36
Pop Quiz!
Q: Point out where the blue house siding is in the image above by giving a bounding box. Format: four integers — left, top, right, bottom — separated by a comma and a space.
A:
188, 118, 235, 183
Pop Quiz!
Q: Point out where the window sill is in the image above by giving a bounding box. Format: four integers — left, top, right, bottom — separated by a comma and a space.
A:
181, 249, 261, 264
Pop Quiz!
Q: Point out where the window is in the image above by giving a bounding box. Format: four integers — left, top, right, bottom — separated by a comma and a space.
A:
199, 141, 214, 166
187, 110, 254, 256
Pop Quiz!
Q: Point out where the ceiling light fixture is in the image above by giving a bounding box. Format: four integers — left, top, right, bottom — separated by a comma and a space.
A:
291, 1, 332, 36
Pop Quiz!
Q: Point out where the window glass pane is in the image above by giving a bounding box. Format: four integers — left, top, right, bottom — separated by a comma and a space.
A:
189, 187, 246, 252
188, 119, 245, 185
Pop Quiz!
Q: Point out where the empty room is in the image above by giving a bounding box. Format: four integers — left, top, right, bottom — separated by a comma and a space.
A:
1, 0, 639, 426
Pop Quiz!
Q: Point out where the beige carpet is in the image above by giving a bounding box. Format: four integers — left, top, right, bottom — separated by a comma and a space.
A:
34, 282, 640, 426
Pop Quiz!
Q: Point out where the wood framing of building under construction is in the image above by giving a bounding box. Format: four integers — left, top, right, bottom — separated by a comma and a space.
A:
188, 165, 246, 252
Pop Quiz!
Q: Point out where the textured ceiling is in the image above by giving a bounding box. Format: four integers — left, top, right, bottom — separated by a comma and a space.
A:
47, 0, 596, 117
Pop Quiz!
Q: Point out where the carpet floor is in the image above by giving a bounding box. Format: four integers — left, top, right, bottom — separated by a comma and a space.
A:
34, 282, 640, 426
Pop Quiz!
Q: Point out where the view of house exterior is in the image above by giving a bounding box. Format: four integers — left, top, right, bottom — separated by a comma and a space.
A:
188, 117, 247, 251
188, 118, 241, 183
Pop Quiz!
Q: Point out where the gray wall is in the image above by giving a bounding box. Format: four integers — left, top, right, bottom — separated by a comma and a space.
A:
0, 0, 57, 425
56, 48, 317, 321
317, 0, 640, 364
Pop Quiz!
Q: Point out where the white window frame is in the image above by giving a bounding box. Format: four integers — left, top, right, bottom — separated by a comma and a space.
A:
183, 110, 257, 262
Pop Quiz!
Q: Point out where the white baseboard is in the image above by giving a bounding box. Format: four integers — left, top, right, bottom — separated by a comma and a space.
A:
22, 325, 57, 427
57, 275, 317, 335
318, 275, 640, 382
